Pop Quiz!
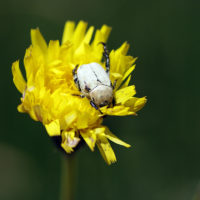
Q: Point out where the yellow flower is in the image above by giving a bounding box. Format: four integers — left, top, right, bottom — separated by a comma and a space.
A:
12, 20, 146, 165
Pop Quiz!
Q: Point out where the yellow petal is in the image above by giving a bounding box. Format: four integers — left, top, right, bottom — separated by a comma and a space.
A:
28, 109, 38, 121
76, 114, 89, 129
120, 75, 131, 89
114, 65, 134, 90
100, 24, 112, 42
24, 46, 34, 82
33, 105, 43, 122
45, 119, 60, 136
17, 103, 25, 113
47, 40, 60, 61
72, 21, 88, 47
121, 65, 135, 82
63, 130, 80, 147
62, 21, 75, 44
117, 42, 130, 55
61, 130, 80, 153
93, 127, 106, 134
80, 130, 96, 151
82, 26, 94, 44
111, 72, 122, 80
64, 111, 77, 127
115, 85, 136, 104
125, 96, 147, 112
104, 127, 131, 148
61, 141, 73, 153
101, 105, 135, 116
134, 97, 147, 112
109, 43, 136, 85
92, 25, 112, 47
12, 60, 26, 93
31, 28, 47, 54
96, 135, 116, 165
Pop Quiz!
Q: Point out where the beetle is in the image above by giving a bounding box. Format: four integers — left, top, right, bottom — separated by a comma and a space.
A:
73, 42, 114, 111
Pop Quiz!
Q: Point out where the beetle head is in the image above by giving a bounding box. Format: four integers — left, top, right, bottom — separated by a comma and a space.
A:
90, 85, 113, 107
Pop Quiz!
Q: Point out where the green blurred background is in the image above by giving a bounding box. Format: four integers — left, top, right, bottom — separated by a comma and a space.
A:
1, 0, 200, 199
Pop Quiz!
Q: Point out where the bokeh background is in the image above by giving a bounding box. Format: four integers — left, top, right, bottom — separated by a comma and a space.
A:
1, 0, 200, 199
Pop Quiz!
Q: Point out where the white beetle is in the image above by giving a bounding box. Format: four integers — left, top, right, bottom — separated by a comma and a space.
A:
73, 43, 114, 111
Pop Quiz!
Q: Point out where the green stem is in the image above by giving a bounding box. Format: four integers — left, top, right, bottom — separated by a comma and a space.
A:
60, 155, 76, 200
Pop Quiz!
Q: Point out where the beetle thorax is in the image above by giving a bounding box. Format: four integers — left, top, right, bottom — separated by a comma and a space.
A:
90, 85, 113, 107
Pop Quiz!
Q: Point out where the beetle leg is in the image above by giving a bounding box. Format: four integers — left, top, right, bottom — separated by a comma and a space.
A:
73, 65, 81, 90
99, 42, 110, 75
90, 101, 98, 110
80, 94, 85, 98
112, 79, 117, 89
85, 84, 91, 92
72, 64, 78, 76
112, 97, 116, 107
72, 94, 85, 98
90, 100, 103, 114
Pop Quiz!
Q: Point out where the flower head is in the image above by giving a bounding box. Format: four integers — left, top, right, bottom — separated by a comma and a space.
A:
12, 21, 146, 165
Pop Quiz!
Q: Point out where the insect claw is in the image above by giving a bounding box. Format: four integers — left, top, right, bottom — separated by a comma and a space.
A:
112, 79, 117, 89
98, 42, 106, 46
90, 100, 103, 114
73, 64, 79, 75
72, 94, 85, 98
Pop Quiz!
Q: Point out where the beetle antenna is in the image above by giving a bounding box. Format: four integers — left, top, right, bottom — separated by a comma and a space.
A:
98, 42, 110, 75
72, 65, 81, 90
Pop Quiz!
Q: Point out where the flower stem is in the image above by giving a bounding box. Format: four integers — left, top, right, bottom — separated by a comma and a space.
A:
60, 154, 76, 200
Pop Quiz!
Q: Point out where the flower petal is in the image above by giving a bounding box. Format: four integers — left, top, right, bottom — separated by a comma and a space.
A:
117, 42, 130, 55
64, 111, 77, 127
61, 130, 80, 153
12, 60, 26, 94
109, 42, 137, 87
31, 28, 47, 54
17, 103, 25, 113
115, 85, 136, 104
125, 96, 147, 112
114, 64, 135, 90
45, 119, 60, 136
24, 47, 33, 81
47, 40, 60, 61
72, 21, 88, 48
92, 25, 112, 48
96, 135, 116, 165
104, 127, 131, 148
61, 140, 73, 153
100, 24, 112, 42
80, 130, 96, 151
120, 75, 131, 89
121, 65, 135, 83
101, 105, 135, 116
33, 105, 43, 122
62, 21, 75, 44
82, 26, 94, 44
